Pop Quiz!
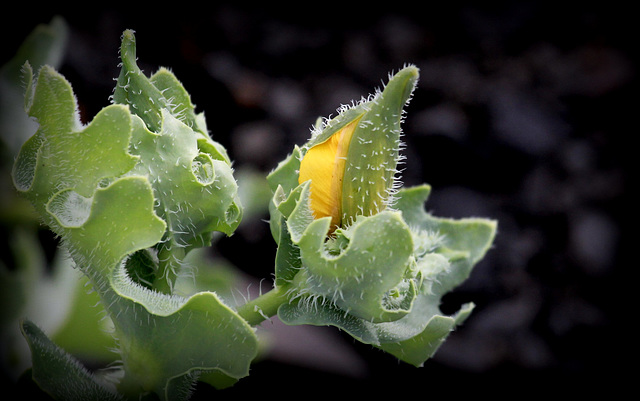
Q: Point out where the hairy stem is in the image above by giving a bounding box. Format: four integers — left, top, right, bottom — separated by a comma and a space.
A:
154, 243, 184, 294
236, 285, 290, 326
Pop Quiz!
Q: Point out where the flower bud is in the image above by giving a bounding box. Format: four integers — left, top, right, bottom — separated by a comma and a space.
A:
298, 66, 419, 230
268, 65, 497, 367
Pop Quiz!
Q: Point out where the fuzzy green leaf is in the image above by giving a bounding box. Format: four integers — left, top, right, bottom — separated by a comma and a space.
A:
11, 31, 254, 399
115, 30, 242, 249
14, 64, 136, 192
127, 110, 241, 248
108, 286, 258, 398
394, 184, 498, 294
294, 210, 415, 323
20, 320, 122, 401
277, 184, 496, 366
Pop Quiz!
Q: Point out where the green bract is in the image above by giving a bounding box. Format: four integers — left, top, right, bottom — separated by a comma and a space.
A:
12, 31, 255, 399
267, 66, 497, 366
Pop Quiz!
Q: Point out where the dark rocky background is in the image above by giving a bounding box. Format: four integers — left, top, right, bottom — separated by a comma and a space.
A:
2, 2, 633, 398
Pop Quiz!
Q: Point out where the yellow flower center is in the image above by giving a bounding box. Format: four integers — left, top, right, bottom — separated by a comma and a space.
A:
298, 118, 361, 229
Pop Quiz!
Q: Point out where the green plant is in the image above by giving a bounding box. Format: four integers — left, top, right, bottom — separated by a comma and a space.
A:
4, 24, 496, 400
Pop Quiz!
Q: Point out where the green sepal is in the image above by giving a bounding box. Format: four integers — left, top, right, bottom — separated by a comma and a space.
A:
341, 66, 418, 222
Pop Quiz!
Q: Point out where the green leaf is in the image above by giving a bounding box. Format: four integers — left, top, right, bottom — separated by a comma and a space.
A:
0, 228, 112, 379
51, 272, 117, 363
149, 68, 200, 135
267, 145, 303, 196
113, 30, 224, 156
61, 176, 166, 271
114, 30, 242, 269
20, 320, 123, 401
127, 110, 241, 248
0, 16, 68, 158
52, 175, 256, 399
276, 184, 496, 366
271, 179, 416, 323
295, 211, 415, 323
394, 184, 498, 294
109, 287, 258, 398
379, 303, 475, 367
0, 17, 67, 85
11, 31, 255, 399
13, 65, 137, 207
266, 145, 303, 244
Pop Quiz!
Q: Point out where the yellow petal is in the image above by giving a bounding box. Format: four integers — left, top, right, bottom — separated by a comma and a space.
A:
298, 118, 360, 229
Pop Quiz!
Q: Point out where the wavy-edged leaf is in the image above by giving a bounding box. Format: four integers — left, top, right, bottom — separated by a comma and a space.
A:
11, 31, 254, 399
51, 175, 256, 399
272, 179, 416, 323
277, 184, 496, 366
113, 29, 242, 254
20, 320, 122, 401
107, 279, 258, 398
296, 211, 414, 323
13, 65, 137, 208
127, 110, 241, 249
394, 184, 498, 293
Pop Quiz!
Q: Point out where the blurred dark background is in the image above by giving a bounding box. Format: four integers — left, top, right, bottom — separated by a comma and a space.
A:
2, 1, 633, 398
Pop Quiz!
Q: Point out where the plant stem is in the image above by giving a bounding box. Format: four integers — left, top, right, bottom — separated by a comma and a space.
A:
154, 243, 183, 294
236, 285, 290, 326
